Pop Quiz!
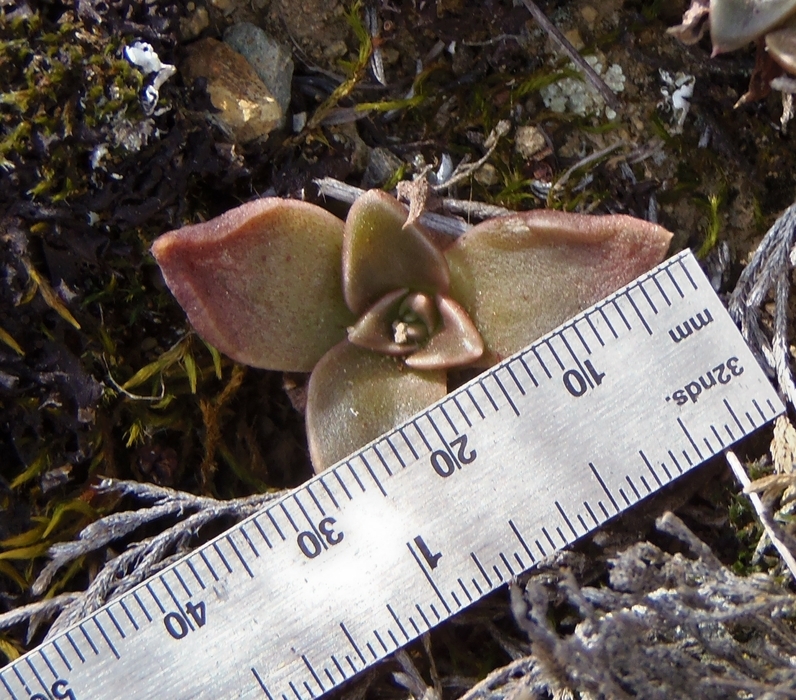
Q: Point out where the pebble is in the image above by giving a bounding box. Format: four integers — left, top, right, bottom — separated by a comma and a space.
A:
515, 125, 547, 160
223, 22, 294, 121
182, 38, 282, 143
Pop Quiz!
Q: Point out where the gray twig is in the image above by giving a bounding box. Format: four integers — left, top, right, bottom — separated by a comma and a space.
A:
521, 0, 621, 113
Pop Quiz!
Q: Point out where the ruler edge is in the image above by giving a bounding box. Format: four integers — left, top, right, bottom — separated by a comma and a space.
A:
1, 249, 784, 694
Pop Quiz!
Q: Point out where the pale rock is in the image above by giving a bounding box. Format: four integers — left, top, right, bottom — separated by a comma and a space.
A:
475, 163, 499, 187
182, 38, 281, 143
514, 125, 546, 159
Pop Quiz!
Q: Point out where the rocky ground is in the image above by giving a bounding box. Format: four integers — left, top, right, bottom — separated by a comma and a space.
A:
3, 0, 796, 697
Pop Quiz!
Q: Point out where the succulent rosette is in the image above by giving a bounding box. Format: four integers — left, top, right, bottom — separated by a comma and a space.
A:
152, 191, 672, 472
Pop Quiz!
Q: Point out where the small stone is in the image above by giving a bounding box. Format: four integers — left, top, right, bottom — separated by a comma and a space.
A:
580, 5, 598, 28
180, 5, 209, 40
515, 125, 546, 160
182, 38, 281, 143
474, 163, 499, 187
563, 28, 584, 51
223, 22, 294, 119
362, 147, 403, 188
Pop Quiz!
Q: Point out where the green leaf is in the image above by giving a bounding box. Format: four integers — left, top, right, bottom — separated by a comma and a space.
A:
343, 190, 450, 315
446, 210, 673, 366
306, 341, 447, 471
152, 199, 356, 373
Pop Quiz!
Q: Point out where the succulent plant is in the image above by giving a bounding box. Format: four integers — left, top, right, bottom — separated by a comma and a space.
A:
671, 0, 796, 99
151, 190, 672, 472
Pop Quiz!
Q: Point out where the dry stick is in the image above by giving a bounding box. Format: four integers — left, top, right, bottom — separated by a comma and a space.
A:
521, 0, 621, 113
725, 449, 796, 582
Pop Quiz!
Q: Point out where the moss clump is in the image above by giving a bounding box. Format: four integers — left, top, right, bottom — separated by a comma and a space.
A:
0, 10, 146, 201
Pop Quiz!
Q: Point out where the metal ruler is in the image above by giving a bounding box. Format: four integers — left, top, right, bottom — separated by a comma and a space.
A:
1, 250, 784, 700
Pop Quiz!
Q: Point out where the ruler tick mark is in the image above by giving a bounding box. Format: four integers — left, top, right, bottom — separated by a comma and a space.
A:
556, 526, 567, 544
199, 549, 219, 580
228, 534, 254, 577
653, 275, 670, 305
668, 450, 683, 474
639, 283, 657, 314
628, 293, 653, 334
318, 477, 340, 510
506, 363, 525, 395
659, 461, 672, 479
333, 469, 353, 501
413, 419, 433, 451
12, 666, 27, 693
453, 395, 472, 427
466, 388, 485, 419
146, 582, 166, 613
584, 501, 599, 525
385, 437, 406, 468
409, 617, 420, 634
450, 590, 462, 608
212, 542, 233, 573
106, 608, 125, 639
407, 541, 451, 613
458, 578, 473, 602
439, 403, 458, 434
174, 566, 192, 596
514, 552, 525, 569
541, 527, 557, 549
52, 640, 70, 671
493, 374, 519, 416
288, 679, 303, 700
619, 488, 631, 506
535, 540, 546, 557
703, 436, 714, 453
725, 424, 735, 441
346, 656, 357, 673
387, 604, 409, 640
93, 618, 119, 659
347, 462, 366, 492
585, 313, 604, 347
492, 564, 504, 582
388, 630, 400, 647
39, 650, 57, 679
666, 266, 684, 298
589, 463, 620, 513
599, 306, 618, 338
340, 622, 366, 663
746, 411, 756, 428
120, 599, 138, 630
500, 552, 515, 577
677, 418, 704, 459
508, 520, 534, 561
546, 340, 565, 370
472, 578, 483, 595
532, 347, 552, 378
399, 427, 419, 459
679, 258, 698, 289
640, 450, 663, 487
577, 513, 588, 531
555, 501, 579, 538
368, 630, 388, 653
366, 642, 377, 659
430, 604, 440, 621
281, 502, 300, 531
25, 658, 46, 693
294, 495, 328, 550
360, 454, 387, 496
598, 501, 610, 518
306, 483, 326, 516
519, 355, 539, 386
133, 591, 152, 621
0, 674, 17, 700
331, 655, 346, 680
302, 654, 325, 691
268, 509, 287, 540
470, 553, 492, 587
625, 476, 641, 500
416, 604, 431, 629
161, 578, 188, 625
639, 475, 651, 493
187, 557, 207, 587
573, 323, 591, 354
373, 445, 393, 477
768, 399, 777, 414
79, 624, 99, 655
251, 667, 275, 700
479, 380, 499, 412
753, 399, 766, 421
682, 450, 693, 467
613, 299, 631, 331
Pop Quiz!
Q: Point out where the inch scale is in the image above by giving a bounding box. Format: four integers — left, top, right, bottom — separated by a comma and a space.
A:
1, 250, 784, 700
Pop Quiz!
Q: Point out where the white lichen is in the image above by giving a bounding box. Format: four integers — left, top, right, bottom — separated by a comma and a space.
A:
540, 53, 625, 119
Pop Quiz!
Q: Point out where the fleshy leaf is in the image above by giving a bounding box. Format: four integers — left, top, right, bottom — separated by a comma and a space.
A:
445, 210, 673, 366
347, 288, 412, 355
152, 198, 356, 372
766, 17, 796, 72
710, 0, 796, 54
405, 295, 484, 370
306, 341, 446, 471
342, 190, 450, 315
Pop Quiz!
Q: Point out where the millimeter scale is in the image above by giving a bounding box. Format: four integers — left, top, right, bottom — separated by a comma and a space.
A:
0, 250, 785, 700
